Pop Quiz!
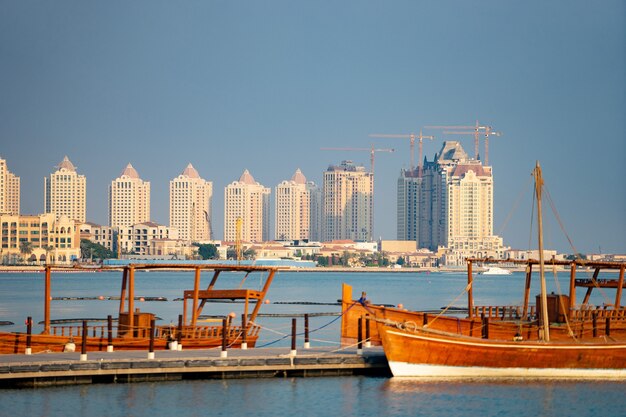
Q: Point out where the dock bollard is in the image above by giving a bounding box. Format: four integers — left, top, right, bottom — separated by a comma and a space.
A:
241, 313, 247, 350
25, 316, 32, 355
221, 318, 228, 358
357, 317, 363, 355
148, 318, 155, 359
107, 315, 114, 352
80, 320, 88, 361
290, 318, 297, 357
304, 314, 310, 349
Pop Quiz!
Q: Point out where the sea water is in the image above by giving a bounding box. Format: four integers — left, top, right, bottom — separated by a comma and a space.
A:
0, 269, 623, 416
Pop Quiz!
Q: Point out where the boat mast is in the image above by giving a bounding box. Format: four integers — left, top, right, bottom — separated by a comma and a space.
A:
534, 161, 550, 342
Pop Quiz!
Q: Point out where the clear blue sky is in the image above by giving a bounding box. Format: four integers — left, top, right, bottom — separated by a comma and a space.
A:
1, 1, 624, 254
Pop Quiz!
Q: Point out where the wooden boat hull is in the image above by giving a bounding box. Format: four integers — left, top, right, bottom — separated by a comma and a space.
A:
377, 322, 626, 378
0, 331, 257, 354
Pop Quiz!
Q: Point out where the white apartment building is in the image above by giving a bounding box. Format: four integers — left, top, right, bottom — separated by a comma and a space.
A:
224, 170, 270, 243
0, 157, 20, 215
108, 163, 150, 228
275, 169, 311, 241
322, 160, 373, 242
79, 222, 115, 252
44, 156, 86, 222
118, 222, 178, 256
169, 164, 213, 242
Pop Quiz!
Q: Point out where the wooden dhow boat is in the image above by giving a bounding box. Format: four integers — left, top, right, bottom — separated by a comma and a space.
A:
375, 162, 626, 378
0, 263, 278, 354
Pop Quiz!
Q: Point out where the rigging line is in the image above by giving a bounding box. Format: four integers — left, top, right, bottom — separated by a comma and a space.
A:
544, 185, 611, 304
237, 271, 251, 289
497, 175, 533, 236
543, 185, 578, 256
528, 178, 536, 252
550, 262, 578, 341
426, 280, 473, 327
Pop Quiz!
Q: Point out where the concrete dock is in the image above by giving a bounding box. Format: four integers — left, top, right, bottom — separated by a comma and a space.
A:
0, 346, 390, 388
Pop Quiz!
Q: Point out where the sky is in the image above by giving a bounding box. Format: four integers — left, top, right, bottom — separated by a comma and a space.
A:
1, 1, 624, 254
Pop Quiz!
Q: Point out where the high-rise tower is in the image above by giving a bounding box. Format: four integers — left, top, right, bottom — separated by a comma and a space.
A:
169, 164, 213, 242
322, 160, 373, 242
275, 169, 313, 241
0, 157, 20, 215
44, 156, 86, 222
224, 170, 270, 243
109, 163, 151, 228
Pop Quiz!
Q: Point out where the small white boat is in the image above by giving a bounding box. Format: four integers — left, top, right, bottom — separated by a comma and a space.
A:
479, 266, 512, 275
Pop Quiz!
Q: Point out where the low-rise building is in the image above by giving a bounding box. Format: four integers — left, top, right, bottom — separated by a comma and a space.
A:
1, 213, 80, 264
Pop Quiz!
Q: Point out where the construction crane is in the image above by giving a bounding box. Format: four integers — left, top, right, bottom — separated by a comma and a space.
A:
442, 126, 501, 165
425, 121, 481, 159
425, 121, 501, 164
369, 130, 434, 177
320, 144, 394, 174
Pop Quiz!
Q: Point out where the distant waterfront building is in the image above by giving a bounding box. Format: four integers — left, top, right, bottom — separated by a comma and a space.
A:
308, 181, 322, 242
79, 222, 115, 252
169, 164, 213, 242
117, 222, 178, 256
322, 160, 373, 242
108, 163, 151, 228
44, 156, 86, 223
0, 157, 20, 215
275, 169, 317, 241
396, 167, 420, 241
399, 141, 506, 265
224, 170, 270, 243
1, 213, 80, 264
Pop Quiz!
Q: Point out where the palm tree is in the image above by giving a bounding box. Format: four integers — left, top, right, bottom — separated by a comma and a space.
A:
43, 245, 55, 264
19, 241, 33, 264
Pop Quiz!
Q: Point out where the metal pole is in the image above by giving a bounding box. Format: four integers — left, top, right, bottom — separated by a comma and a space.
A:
220, 318, 228, 358
241, 313, 248, 350
304, 314, 310, 349
148, 318, 155, 359
290, 318, 297, 357
80, 320, 88, 361
25, 316, 32, 355
107, 315, 113, 352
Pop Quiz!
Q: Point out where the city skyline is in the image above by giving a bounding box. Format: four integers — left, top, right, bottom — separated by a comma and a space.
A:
1, 1, 624, 253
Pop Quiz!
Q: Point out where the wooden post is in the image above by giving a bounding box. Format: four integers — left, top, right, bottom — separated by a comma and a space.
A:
44, 266, 51, 334
592, 311, 598, 338
80, 320, 88, 361
568, 262, 576, 319
467, 260, 474, 318
481, 313, 489, 339
107, 315, 113, 352
606, 317, 611, 337
423, 313, 428, 326
522, 264, 533, 319
304, 313, 310, 349
25, 316, 32, 355
128, 266, 135, 333
365, 316, 371, 348
191, 267, 201, 328
290, 318, 297, 356
615, 266, 625, 310
148, 318, 155, 359
357, 316, 363, 355
119, 267, 128, 315
220, 318, 228, 358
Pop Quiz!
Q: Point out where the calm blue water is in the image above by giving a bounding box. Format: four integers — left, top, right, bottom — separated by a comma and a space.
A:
0, 269, 622, 416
